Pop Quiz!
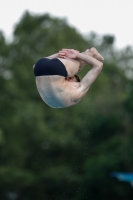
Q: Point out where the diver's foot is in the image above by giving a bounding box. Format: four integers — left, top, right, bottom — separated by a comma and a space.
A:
90, 47, 104, 62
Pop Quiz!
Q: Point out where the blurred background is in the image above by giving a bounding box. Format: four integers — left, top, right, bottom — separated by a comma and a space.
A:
0, 0, 133, 199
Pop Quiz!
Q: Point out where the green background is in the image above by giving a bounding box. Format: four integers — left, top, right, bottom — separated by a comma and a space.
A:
0, 11, 133, 200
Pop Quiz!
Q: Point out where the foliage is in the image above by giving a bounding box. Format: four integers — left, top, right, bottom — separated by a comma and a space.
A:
0, 11, 133, 200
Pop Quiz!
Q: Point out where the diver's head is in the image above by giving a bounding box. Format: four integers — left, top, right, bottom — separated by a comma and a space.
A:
66, 75, 80, 82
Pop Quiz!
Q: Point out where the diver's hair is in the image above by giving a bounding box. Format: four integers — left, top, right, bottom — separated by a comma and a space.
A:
74, 75, 80, 82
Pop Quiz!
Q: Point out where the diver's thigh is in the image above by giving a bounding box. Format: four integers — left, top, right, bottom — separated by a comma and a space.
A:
58, 58, 80, 77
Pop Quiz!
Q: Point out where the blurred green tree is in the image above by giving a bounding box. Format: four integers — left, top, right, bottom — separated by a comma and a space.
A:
0, 11, 133, 200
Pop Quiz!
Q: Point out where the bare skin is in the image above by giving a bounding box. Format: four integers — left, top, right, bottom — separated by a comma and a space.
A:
35, 48, 104, 108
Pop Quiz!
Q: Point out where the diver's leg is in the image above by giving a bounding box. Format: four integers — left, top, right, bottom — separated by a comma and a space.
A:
89, 47, 104, 62
58, 48, 104, 77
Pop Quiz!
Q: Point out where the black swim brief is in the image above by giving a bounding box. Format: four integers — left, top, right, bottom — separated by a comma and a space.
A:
34, 58, 68, 77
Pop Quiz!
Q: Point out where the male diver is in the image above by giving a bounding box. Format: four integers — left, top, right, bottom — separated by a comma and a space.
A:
33, 48, 104, 108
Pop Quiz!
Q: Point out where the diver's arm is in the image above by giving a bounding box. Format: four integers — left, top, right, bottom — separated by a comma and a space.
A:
74, 53, 103, 99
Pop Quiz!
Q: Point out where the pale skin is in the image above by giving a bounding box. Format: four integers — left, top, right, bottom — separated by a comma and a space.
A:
35, 48, 104, 108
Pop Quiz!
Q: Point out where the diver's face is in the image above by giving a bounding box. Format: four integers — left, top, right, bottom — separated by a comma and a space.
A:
66, 76, 78, 82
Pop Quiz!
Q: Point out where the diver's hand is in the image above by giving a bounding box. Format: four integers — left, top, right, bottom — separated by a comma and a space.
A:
58, 49, 79, 59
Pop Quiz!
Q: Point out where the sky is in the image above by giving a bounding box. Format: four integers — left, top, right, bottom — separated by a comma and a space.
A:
0, 0, 133, 49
